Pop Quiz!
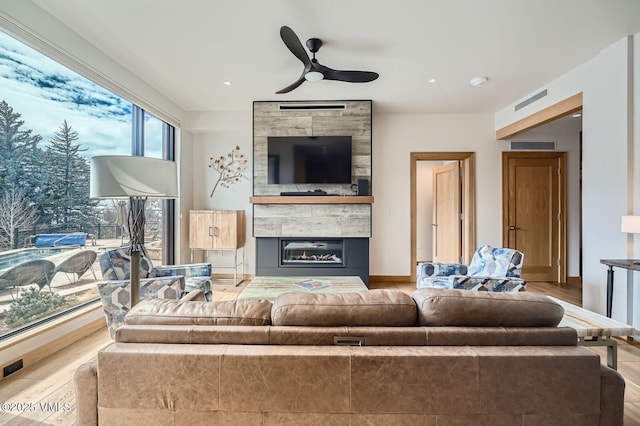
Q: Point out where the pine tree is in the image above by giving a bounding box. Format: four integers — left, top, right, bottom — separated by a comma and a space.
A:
43, 120, 98, 228
0, 101, 47, 222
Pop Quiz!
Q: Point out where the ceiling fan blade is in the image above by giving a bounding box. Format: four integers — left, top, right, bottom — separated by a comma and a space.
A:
276, 74, 306, 94
320, 65, 379, 83
280, 26, 311, 67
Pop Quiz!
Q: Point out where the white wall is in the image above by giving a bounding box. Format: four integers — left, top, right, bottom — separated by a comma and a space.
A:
183, 111, 508, 278
371, 113, 503, 276
495, 35, 636, 322
184, 110, 255, 274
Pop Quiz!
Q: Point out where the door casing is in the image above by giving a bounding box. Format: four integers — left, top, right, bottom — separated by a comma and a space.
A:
410, 152, 476, 282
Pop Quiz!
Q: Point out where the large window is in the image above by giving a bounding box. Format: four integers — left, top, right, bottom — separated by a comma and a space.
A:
0, 31, 175, 338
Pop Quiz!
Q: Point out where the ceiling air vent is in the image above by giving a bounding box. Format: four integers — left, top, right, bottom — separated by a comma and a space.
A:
514, 89, 548, 111
279, 104, 346, 111
510, 141, 556, 151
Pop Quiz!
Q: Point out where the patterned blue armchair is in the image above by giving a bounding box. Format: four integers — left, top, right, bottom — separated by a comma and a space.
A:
417, 245, 525, 292
98, 247, 212, 299
97, 248, 212, 336
97, 277, 185, 337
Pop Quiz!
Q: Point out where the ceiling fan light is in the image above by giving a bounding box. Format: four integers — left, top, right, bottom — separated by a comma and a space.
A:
305, 71, 324, 82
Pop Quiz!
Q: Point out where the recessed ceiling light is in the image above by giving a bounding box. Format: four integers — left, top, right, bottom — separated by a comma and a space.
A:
470, 76, 489, 87
428, 78, 437, 84
223, 80, 232, 86
572, 113, 582, 118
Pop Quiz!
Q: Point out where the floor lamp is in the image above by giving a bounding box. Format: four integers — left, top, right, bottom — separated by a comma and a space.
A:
90, 155, 178, 306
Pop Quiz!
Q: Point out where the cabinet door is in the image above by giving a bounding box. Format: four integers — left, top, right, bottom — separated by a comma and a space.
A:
189, 210, 214, 249
212, 211, 239, 249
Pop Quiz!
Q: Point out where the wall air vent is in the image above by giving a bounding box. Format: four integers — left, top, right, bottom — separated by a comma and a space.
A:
278, 104, 346, 111
514, 89, 548, 111
4, 359, 23, 377
510, 141, 556, 151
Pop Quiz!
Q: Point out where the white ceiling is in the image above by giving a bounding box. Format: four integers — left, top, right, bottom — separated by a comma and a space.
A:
28, 0, 640, 115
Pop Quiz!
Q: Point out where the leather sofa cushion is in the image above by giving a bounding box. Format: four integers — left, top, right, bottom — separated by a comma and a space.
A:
413, 288, 564, 327
271, 290, 417, 326
124, 298, 273, 326
116, 325, 271, 344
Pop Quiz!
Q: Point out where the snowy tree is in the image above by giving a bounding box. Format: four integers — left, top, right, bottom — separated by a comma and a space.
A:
42, 120, 98, 227
0, 100, 46, 202
0, 188, 38, 250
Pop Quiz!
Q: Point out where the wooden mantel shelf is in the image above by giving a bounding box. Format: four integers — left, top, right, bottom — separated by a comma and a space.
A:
250, 195, 374, 204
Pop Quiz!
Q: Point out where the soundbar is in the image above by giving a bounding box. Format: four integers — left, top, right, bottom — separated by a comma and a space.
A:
280, 190, 327, 196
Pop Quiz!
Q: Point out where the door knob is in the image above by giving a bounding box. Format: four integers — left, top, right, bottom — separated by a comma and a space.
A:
507, 226, 520, 231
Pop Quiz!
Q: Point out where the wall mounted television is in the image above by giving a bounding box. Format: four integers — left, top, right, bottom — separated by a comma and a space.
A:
267, 136, 352, 184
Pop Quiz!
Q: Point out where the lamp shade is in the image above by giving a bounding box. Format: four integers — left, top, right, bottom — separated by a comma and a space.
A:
621, 216, 640, 233
90, 156, 178, 199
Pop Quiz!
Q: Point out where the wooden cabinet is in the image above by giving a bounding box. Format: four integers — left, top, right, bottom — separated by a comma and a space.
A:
189, 210, 245, 250
189, 210, 245, 286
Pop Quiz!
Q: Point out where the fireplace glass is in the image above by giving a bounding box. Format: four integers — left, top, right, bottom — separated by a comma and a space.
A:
280, 239, 344, 267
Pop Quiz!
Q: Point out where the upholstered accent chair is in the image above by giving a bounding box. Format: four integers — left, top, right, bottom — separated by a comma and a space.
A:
98, 247, 212, 298
97, 248, 212, 336
97, 277, 185, 337
417, 245, 525, 292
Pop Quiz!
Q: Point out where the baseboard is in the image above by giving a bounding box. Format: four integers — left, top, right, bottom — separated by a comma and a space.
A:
211, 273, 253, 287
369, 275, 411, 284
0, 305, 105, 382
566, 276, 581, 286
212, 273, 253, 279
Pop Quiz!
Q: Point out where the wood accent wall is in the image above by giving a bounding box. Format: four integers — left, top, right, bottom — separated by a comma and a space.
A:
254, 204, 371, 238
253, 101, 372, 196
250, 196, 374, 204
252, 101, 373, 238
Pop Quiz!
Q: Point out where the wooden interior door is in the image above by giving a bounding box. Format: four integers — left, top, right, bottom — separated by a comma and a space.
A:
502, 153, 566, 282
432, 161, 461, 263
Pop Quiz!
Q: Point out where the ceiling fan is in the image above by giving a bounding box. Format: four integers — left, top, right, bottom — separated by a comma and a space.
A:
276, 26, 379, 94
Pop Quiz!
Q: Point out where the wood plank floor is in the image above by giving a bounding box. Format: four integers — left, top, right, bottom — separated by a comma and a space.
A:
1, 280, 640, 425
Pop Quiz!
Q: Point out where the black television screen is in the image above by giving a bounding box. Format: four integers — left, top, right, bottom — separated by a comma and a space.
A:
267, 136, 352, 184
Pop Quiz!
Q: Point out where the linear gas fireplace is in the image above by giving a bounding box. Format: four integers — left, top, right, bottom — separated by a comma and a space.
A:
281, 239, 344, 266
256, 237, 369, 286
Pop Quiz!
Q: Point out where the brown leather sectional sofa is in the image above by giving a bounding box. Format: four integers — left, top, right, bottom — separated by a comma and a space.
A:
74, 288, 625, 425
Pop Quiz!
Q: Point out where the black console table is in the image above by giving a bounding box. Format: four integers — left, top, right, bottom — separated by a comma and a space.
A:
600, 259, 640, 318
